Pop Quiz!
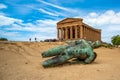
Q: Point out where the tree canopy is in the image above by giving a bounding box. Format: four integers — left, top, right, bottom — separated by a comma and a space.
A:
111, 35, 120, 46
0, 38, 8, 41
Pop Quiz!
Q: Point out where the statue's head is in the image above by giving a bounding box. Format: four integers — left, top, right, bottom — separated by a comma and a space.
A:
91, 40, 101, 49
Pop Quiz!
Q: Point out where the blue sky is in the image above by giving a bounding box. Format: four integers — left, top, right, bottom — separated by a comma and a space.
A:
0, 0, 120, 42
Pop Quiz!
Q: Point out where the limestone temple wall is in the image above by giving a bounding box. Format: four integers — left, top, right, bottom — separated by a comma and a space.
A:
57, 18, 101, 41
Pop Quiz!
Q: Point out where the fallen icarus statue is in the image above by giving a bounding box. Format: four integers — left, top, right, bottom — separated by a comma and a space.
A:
41, 39, 101, 67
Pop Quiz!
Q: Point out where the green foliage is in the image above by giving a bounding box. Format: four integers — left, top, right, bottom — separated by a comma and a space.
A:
111, 35, 120, 46
0, 37, 8, 41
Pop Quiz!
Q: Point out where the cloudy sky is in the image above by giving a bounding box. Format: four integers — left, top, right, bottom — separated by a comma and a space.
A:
0, 0, 120, 42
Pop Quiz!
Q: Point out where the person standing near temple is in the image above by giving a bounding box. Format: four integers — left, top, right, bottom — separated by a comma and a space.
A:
35, 37, 37, 42
29, 38, 31, 42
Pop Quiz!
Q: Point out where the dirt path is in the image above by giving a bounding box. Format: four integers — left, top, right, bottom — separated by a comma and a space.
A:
0, 42, 120, 80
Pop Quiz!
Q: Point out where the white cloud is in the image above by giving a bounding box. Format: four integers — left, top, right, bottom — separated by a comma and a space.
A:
82, 10, 120, 43
0, 14, 57, 41
38, 0, 69, 11
37, 0, 78, 14
0, 15, 23, 26
0, 4, 7, 9
5, 20, 57, 33
6, 19, 57, 33
88, 12, 98, 17
84, 10, 120, 26
20, 4, 67, 17
36, 19, 58, 27
38, 8, 59, 16
0, 30, 19, 36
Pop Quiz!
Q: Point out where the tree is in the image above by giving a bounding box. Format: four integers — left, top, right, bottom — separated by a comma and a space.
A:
0, 38, 8, 41
111, 35, 120, 47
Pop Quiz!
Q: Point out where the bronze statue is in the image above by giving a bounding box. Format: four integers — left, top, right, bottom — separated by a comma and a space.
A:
42, 39, 101, 67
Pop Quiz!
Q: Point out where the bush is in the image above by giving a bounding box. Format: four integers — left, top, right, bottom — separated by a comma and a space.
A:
111, 35, 120, 47
0, 38, 8, 41
44, 39, 57, 42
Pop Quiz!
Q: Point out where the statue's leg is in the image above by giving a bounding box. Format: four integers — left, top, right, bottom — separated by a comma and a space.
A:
42, 46, 67, 58
42, 54, 72, 67
84, 50, 97, 64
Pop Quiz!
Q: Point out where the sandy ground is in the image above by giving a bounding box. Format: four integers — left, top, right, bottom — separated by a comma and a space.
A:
0, 41, 120, 80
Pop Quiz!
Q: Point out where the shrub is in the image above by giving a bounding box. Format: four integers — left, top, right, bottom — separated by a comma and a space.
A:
44, 39, 57, 42
0, 38, 8, 41
111, 35, 120, 47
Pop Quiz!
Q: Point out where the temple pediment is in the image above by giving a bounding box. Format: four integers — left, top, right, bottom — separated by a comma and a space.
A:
57, 18, 83, 24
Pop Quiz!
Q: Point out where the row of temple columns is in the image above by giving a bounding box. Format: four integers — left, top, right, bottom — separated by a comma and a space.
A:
57, 25, 82, 40
83, 26, 101, 41
57, 25, 101, 41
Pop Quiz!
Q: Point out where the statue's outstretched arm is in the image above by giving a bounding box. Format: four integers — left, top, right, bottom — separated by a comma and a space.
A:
42, 53, 73, 67
42, 46, 67, 58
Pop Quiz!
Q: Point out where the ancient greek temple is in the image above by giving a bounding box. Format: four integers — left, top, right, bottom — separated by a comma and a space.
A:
57, 18, 101, 41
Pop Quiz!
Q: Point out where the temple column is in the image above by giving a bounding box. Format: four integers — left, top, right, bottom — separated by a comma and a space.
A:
84, 26, 86, 39
57, 28, 59, 40
96, 31, 97, 41
59, 28, 61, 40
86, 27, 88, 40
78, 26, 80, 38
61, 28, 64, 40
83, 26, 84, 38
94, 31, 96, 41
57, 28, 58, 39
95, 31, 96, 41
90, 29, 91, 40
80, 26, 83, 39
88, 28, 89, 40
91, 29, 93, 41
100, 32, 101, 41
93, 30, 94, 41
98, 32, 99, 40
96, 31, 97, 40
88, 28, 90, 40
98, 32, 99, 41
70, 26, 73, 39
93, 31, 95, 41
63, 28, 65, 40
75, 26, 78, 39
79, 26, 80, 38
89, 29, 91, 41
97, 32, 98, 40
65, 27, 68, 40
67, 27, 70, 39
99, 32, 101, 41
92, 30, 94, 41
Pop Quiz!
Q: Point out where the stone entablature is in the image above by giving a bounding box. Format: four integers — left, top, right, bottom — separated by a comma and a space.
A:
57, 18, 101, 41
57, 18, 83, 28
